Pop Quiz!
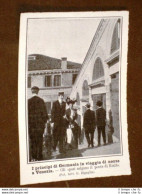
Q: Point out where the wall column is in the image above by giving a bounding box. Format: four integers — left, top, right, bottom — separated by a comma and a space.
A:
89, 87, 93, 110
105, 77, 111, 121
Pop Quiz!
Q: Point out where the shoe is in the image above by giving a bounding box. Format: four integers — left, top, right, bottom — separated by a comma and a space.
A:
104, 142, 107, 146
52, 146, 56, 151
91, 144, 94, 148
59, 149, 66, 154
98, 144, 101, 147
88, 143, 91, 148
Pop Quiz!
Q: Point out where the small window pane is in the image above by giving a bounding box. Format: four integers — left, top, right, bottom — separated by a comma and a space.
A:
72, 74, 78, 84
54, 75, 61, 86
45, 75, 52, 87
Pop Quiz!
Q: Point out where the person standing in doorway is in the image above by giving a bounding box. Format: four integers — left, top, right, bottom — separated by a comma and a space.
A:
83, 103, 96, 148
96, 100, 106, 146
51, 92, 66, 153
28, 86, 48, 161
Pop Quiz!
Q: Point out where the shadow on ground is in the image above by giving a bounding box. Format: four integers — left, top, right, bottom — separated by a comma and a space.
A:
42, 142, 121, 161
56, 147, 87, 159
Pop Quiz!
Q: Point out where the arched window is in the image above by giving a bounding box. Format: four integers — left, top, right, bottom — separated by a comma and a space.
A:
92, 58, 104, 81
82, 80, 89, 97
110, 21, 120, 54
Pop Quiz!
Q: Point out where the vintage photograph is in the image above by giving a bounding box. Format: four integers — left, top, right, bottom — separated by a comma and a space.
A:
18, 12, 130, 185
27, 16, 121, 162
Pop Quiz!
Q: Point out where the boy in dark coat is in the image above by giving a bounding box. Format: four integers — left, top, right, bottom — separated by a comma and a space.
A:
96, 101, 106, 146
83, 103, 96, 148
28, 86, 48, 161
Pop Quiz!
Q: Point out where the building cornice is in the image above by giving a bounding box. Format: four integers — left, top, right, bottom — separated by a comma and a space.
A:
36, 86, 72, 90
105, 50, 119, 66
28, 69, 79, 76
89, 80, 105, 88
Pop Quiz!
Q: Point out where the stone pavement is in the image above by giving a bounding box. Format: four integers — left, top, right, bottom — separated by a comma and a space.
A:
43, 135, 121, 160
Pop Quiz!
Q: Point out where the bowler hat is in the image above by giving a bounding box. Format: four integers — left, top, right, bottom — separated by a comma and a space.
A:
58, 92, 64, 96
85, 103, 91, 108
31, 86, 39, 91
96, 100, 102, 107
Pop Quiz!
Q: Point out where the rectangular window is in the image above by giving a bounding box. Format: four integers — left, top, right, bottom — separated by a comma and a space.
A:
45, 75, 52, 87
28, 76, 31, 88
72, 74, 78, 84
54, 75, 61, 86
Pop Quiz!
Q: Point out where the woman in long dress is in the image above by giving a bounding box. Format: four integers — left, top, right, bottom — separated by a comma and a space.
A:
66, 100, 79, 149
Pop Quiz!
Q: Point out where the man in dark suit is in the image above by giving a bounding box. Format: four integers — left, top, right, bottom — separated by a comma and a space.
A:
28, 86, 48, 161
83, 103, 96, 148
96, 100, 106, 146
51, 92, 66, 153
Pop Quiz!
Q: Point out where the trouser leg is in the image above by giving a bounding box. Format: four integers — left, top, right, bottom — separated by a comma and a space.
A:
36, 130, 43, 160
74, 131, 78, 149
59, 132, 64, 153
72, 127, 78, 149
29, 136, 35, 160
90, 131, 94, 146
85, 128, 91, 146
53, 129, 59, 150
102, 126, 106, 144
97, 127, 101, 145
62, 128, 67, 149
75, 133, 78, 148
30, 130, 38, 160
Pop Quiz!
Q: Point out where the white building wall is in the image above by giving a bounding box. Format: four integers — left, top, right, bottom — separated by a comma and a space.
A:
31, 75, 44, 88
70, 18, 120, 140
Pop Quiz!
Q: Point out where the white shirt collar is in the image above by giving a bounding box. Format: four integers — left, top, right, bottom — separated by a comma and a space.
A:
32, 93, 38, 97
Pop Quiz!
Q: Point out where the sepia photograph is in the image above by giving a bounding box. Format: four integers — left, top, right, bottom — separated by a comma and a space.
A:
18, 12, 130, 185
27, 16, 121, 162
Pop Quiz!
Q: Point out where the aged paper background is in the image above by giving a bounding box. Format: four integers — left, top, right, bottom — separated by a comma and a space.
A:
18, 11, 130, 185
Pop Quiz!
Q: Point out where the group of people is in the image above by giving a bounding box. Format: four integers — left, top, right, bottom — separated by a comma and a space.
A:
28, 86, 106, 162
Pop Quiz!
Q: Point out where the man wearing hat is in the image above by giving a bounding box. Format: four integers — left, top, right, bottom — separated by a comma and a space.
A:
96, 101, 106, 146
83, 103, 96, 148
51, 92, 66, 153
28, 86, 48, 161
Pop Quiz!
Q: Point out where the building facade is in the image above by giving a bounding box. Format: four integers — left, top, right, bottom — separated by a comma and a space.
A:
27, 54, 80, 116
70, 18, 121, 140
